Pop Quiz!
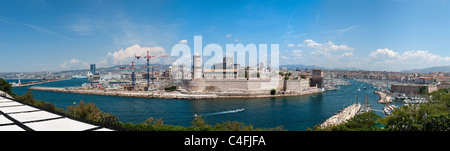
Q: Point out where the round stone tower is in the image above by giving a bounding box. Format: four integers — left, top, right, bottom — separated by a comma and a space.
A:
193, 53, 202, 79
187, 53, 205, 92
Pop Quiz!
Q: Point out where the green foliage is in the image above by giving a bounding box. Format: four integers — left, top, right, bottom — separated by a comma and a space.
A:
164, 86, 177, 91
321, 111, 382, 131
66, 100, 114, 122
422, 113, 450, 131
15, 90, 63, 113
284, 76, 289, 80
419, 86, 428, 95
300, 75, 306, 79
270, 89, 276, 95
0, 78, 16, 98
344, 111, 381, 130
15, 90, 35, 104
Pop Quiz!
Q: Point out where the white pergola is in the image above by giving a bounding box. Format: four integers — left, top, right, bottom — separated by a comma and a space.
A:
0, 96, 113, 131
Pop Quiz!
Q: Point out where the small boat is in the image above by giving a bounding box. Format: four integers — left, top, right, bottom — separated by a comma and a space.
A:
235, 108, 245, 112
357, 89, 361, 92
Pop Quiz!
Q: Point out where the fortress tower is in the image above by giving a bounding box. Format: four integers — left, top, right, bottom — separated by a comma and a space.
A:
310, 68, 324, 88
193, 53, 202, 79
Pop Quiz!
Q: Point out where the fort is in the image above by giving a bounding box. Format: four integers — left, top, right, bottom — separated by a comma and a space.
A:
390, 84, 438, 95
178, 54, 324, 96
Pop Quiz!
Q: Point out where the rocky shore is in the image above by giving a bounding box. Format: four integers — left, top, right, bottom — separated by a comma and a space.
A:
29, 86, 324, 100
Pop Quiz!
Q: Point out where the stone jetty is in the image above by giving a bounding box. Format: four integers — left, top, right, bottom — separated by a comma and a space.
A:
320, 103, 361, 129
374, 91, 393, 104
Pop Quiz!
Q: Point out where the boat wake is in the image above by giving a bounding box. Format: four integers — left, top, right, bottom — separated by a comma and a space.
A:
201, 108, 245, 116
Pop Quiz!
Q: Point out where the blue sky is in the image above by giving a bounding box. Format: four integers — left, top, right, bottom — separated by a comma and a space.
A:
1, 0, 450, 72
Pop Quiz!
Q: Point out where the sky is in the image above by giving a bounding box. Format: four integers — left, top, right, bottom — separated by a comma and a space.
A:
1, 0, 450, 72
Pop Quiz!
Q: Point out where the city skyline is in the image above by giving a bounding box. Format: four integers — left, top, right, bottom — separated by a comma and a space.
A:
1, 0, 450, 72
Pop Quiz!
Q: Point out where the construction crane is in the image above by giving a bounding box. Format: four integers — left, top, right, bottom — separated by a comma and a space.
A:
118, 61, 136, 86
135, 51, 155, 90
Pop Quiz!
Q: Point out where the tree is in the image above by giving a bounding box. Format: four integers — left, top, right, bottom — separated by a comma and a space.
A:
270, 89, 276, 95
344, 111, 381, 130
300, 75, 306, 79
419, 86, 428, 95
66, 100, 114, 122
0, 78, 16, 98
164, 86, 177, 91
422, 113, 450, 131
15, 90, 34, 104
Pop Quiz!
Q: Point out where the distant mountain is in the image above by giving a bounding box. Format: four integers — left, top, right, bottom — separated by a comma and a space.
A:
280, 64, 360, 71
280, 64, 320, 70
401, 66, 450, 73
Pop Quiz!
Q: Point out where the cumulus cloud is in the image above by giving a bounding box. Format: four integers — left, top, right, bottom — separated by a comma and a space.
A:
59, 58, 88, 70
287, 44, 295, 48
69, 58, 80, 64
303, 39, 353, 52
370, 48, 399, 58
301, 39, 353, 56
178, 39, 188, 44
291, 50, 303, 57
367, 48, 450, 71
338, 52, 353, 57
106, 44, 166, 65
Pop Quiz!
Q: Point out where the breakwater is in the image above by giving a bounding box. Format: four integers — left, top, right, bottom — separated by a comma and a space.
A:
29, 86, 324, 100
12, 78, 71, 87
374, 91, 393, 104
320, 103, 361, 129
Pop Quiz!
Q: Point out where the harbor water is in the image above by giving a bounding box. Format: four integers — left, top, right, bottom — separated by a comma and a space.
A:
10, 78, 403, 131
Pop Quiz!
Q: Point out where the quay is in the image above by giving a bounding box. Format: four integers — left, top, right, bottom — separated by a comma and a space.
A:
320, 103, 361, 129
11, 78, 71, 87
374, 90, 392, 104
28, 86, 324, 100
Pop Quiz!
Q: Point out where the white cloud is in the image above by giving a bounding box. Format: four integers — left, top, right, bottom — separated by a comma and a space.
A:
291, 50, 303, 57
281, 56, 289, 59
303, 39, 353, 52
336, 25, 358, 34
178, 39, 188, 44
59, 58, 88, 70
338, 52, 353, 57
367, 48, 450, 71
106, 44, 166, 65
225, 34, 232, 38
287, 44, 295, 48
69, 58, 80, 64
370, 48, 399, 58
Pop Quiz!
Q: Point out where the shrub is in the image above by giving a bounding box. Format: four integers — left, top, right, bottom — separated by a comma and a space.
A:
0, 78, 16, 98
164, 86, 177, 91
270, 89, 276, 95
